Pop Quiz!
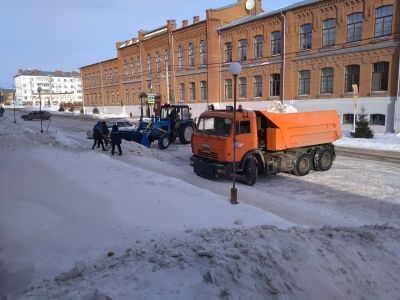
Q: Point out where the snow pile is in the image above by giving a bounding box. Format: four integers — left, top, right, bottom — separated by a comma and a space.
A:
265, 101, 297, 113
17, 225, 400, 300
335, 131, 400, 152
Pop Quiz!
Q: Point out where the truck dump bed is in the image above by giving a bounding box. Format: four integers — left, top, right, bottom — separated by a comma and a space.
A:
260, 110, 342, 151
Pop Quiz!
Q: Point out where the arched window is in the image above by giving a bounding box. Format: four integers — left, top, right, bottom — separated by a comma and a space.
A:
320, 67, 334, 94
253, 35, 263, 59
238, 39, 248, 61
147, 54, 152, 74
372, 62, 389, 91
347, 13, 363, 42
178, 46, 184, 69
345, 65, 360, 92
199, 41, 207, 66
188, 43, 194, 67
375, 6, 393, 38
156, 52, 161, 73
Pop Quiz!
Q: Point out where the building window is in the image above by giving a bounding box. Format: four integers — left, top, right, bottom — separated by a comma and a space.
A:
225, 79, 232, 98
239, 77, 247, 98
200, 81, 207, 100
322, 19, 336, 47
124, 60, 128, 77
147, 54, 152, 74
188, 43, 194, 67
300, 24, 312, 50
343, 113, 354, 124
372, 62, 389, 91
271, 31, 281, 55
254, 35, 263, 59
270, 74, 280, 96
130, 58, 134, 77
238, 39, 248, 61
298, 70, 310, 95
253, 75, 262, 98
178, 46, 184, 69
370, 114, 385, 125
189, 82, 195, 101
126, 89, 130, 102
200, 41, 207, 66
375, 6, 393, 38
225, 42, 232, 63
345, 65, 360, 93
179, 83, 185, 101
156, 52, 161, 73
320, 67, 334, 94
347, 13, 363, 42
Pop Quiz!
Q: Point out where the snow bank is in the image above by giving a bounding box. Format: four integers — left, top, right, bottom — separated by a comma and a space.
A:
265, 101, 297, 113
17, 225, 400, 300
335, 131, 400, 152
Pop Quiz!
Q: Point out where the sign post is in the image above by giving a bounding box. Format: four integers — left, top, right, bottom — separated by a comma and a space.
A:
352, 84, 358, 132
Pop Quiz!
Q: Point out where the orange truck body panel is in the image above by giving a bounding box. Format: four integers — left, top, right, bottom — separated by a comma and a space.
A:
262, 110, 342, 151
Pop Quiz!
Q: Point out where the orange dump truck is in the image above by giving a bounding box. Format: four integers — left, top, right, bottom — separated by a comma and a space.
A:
190, 106, 342, 185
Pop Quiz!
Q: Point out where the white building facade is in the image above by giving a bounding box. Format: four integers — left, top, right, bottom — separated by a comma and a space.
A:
14, 70, 82, 108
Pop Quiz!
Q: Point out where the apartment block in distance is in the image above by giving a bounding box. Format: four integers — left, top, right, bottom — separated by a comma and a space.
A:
14, 69, 82, 108
81, 0, 399, 132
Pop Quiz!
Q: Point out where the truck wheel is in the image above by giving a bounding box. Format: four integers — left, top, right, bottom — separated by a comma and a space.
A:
158, 134, 170, 150
243, 157, 258, 186
293, 153, 311, 176
314, 148, 334, 171
179, 124, 193, 144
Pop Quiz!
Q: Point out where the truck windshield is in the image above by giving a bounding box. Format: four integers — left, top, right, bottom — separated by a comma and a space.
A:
197, 116, 232, 137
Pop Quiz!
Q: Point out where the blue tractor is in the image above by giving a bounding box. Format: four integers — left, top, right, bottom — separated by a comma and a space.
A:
126, 104, 195, 150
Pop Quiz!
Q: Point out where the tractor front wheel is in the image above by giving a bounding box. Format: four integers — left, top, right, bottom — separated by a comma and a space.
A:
158, 134, 170, 150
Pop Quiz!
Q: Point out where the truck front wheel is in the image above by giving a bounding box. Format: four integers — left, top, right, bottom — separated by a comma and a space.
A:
293, 153, 311, 176
243, 157, 258, 186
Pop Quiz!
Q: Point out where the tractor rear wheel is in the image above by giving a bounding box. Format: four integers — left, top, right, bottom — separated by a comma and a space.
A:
243, 157, 258, 186
314, 148, 334, 171
179, 124, 194, 144
293, 153, 311, 176
158, 134, 170, 150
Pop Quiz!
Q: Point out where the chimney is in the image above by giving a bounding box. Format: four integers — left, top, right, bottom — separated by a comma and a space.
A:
193, 16, 200, 24
182, 20, 188, 27
167, 19, 176, 31
116, 42, 122, 48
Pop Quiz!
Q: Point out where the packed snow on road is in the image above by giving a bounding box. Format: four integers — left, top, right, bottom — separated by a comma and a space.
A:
0, 111, 399, 300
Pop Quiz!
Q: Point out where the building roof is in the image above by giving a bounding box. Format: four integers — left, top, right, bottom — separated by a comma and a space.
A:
219, 0, 322, 31
15, 69, 80, 78
80, 57, 118, 69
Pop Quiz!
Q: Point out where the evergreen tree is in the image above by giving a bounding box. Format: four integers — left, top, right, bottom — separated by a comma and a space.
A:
352, 106, 374, 139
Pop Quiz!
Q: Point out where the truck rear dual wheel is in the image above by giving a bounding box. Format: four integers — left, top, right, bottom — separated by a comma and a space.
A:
243, 157, 258, 186
314, 148, 334, 171
293, 153, 312, 176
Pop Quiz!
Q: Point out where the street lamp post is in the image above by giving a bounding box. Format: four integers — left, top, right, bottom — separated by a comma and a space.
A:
13, 92, 16, 123
37, 87, 43, 133
229, 62, 242, 205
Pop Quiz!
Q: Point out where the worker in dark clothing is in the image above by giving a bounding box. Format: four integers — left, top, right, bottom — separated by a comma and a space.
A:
101, 121, 109, 147
110, 125, 122, 156
92, 121, 106, 151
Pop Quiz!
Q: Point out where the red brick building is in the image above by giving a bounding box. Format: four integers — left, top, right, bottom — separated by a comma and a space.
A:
81, 0, 400, 132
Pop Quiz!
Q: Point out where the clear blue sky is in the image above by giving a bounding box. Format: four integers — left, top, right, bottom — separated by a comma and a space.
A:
0, 0, 297, 88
